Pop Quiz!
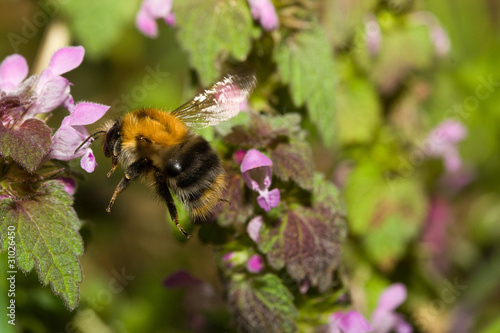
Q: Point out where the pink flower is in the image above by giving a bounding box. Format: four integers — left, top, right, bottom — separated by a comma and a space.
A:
136, 0, 175, 38
241, 149, 280, 212
0, 46, 85, 129
426, 120, 467, 173
247, 215, 263, 243
246, 254, 264, 273
371, 283, 412, 333
329, 311, 372, 333
27, 46, 85, 117
233, 149, 247, 164
49, 102, 110, 173
0, 54, 28, 93
247, 0, 279, 31
57, 177, 77, 196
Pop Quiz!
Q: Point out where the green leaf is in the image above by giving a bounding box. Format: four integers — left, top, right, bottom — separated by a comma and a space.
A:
335, 78, 381, 145
343, 162, 427, 266
259, 209, 342, 292
175, 0, 254, 84
271, 141, 314, 191
60, 0, 136, 58
0, 119, 52, 172
312, 173, 347, 232
228, 273, 297, 333
0, 181, 83, 309
274, 27, 337, 147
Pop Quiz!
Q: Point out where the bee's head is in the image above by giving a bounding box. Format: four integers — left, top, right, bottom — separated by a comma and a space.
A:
74, 120, 120, 157
102, 121, 121, 158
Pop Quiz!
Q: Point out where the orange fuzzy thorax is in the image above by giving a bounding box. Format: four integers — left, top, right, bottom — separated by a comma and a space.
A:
121, 108, 187, 149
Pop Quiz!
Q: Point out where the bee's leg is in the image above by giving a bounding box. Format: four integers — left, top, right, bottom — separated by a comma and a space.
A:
107, 155, 119, 178
106, 159, 151, 213
219, 198, 231, 205
154, 174, 192, 239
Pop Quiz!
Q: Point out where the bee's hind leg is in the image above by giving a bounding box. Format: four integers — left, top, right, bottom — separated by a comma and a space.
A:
154, 173, 192, 239
106, 159, 151, 213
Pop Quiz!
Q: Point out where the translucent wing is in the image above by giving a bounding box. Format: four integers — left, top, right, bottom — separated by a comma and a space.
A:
171, 70, 257, 129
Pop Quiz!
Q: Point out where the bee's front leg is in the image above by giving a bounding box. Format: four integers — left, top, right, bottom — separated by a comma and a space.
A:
107, 155, 119, 178
106, 159, 151, 212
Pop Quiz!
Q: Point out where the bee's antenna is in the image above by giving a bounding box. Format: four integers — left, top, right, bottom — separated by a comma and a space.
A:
74, 130, 107, 154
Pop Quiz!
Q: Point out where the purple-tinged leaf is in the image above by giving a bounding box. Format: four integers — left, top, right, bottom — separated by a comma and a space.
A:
224, 112, 306, 150
259, 209, 343, 292
223, 124, 270, 149
271, 141, 314, 190
213, 172, 253, 227
0, 180, 83, 310
228, 273, 297, 333
0, 118, 52, 172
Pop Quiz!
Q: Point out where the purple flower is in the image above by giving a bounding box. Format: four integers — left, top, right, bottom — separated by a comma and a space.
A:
329, 311, 372, 333
0, 54, 28, 93
49, 102, 110, 173
246, 254, 264, 273
57, 177, 77, 196
27, 46, 85, 117
371, 283, 412, 333
1, 46, 85, 129
426, 120, 467, 173
241, 149, 280, 212
233, 149, 247, 164
136, 0, 175, 38
247, 0, 279, 31
247, 215, 263, 243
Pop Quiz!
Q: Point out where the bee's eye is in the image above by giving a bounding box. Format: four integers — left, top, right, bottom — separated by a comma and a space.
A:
138, 136, 152, 143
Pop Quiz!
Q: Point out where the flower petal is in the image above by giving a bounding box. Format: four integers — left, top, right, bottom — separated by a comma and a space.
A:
80, 150, 97, 173
48, 46, 85, 76
49, 123, 87, 160
267, 188, 280, 208
57, 177, 77, 196
443, 147, 461, 173
241, 149, 273, 173
29, 75, 69, 115
144, 0, 173, 17
257, 195, 271, 212
164, 13, 176, 26
67, 102, 110, 126
248, 0, 279, 31
247, 215, 263, 243
0, 54, 29, 92
375, 283, 407, 314
330, 311, 372, 333
246, 254, 264, 273
136, 4, 159, 37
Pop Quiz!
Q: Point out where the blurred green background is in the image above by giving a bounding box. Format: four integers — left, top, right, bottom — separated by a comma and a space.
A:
1, 0, 500, 332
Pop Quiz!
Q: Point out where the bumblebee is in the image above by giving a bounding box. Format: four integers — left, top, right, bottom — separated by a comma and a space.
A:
77, 71, 256, 239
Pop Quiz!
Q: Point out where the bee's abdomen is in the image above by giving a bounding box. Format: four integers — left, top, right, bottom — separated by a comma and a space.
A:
164, 135, 226, 220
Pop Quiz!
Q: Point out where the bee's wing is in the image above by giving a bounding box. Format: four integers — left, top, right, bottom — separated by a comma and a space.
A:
171, 71, 257, 129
